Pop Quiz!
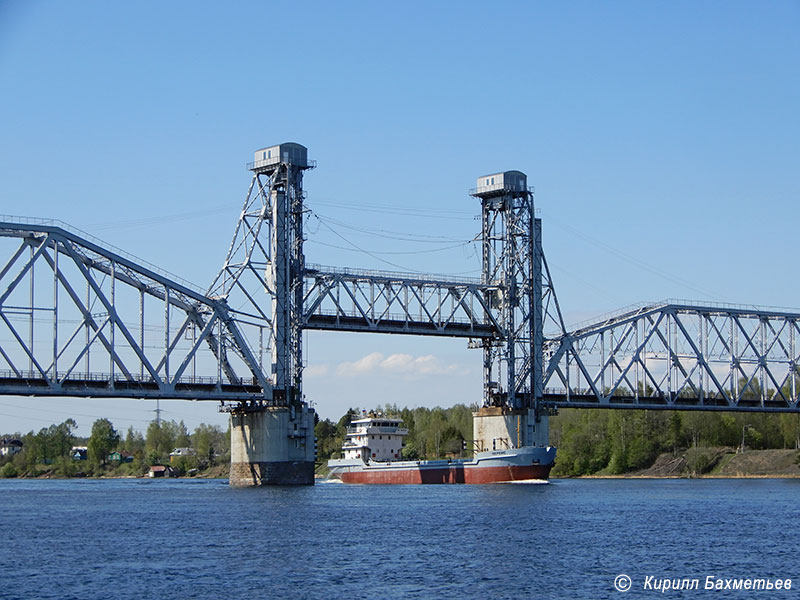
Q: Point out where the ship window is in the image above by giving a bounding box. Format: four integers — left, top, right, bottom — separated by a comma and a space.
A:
388, 436, 391, 440
379, 435, 382, 440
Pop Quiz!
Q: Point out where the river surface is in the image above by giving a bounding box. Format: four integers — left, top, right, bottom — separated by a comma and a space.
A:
1, 477, 798, 599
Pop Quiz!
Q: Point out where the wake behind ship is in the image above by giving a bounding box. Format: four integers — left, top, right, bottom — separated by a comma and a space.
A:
327, 408, 556, 484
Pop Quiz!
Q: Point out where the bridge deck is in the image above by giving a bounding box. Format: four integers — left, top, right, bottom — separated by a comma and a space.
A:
541, 393, 800, 412
0, 373, 263, 400
304, 314, 496, 337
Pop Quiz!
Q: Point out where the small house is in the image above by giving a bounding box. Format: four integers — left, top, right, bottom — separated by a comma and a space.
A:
0, 438, 23, 457
148, 465, 177, 478
107, 451, 133, 463
169, 447, 196, 463
71, 446, 87, 461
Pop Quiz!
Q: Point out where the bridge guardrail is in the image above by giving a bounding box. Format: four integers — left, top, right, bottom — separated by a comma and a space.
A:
0, 369, 263, 387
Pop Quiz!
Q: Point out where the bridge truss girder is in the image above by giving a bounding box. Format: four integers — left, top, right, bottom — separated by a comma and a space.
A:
302, 264, 500, 338
542, 302, 800, 412
0, 221, 270, 401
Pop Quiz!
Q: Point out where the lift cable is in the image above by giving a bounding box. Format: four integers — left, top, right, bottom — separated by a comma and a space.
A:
311, 217, 422, 272
310, 198, 476, 221
307, 210, 471, 243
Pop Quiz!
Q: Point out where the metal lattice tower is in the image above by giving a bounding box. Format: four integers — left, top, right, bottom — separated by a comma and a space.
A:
471, 172, 539, 411
207, 143, 314, 406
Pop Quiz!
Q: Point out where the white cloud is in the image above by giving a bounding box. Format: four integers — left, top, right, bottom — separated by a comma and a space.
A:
304, 364, 330, 378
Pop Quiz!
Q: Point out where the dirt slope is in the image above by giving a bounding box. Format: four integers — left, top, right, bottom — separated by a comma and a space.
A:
630, 448, 800, 478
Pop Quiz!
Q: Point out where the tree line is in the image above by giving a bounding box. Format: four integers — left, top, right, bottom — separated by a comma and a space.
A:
0, 418, 229, 478
549, 408, 800, 475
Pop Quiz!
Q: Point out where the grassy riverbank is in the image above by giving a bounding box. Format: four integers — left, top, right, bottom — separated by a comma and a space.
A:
575, 448, 800, 478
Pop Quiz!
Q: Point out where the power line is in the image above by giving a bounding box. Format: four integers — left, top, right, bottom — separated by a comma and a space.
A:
87, 206, 233, 232
0, 401, 154, 426
543, 212, 727, 302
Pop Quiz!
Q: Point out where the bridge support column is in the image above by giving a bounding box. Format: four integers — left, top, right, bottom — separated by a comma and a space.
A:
229, 404, 316, 486
472, 407, 549, 452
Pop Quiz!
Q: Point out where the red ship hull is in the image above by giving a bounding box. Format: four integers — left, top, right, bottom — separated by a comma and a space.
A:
339, 461, 552, 484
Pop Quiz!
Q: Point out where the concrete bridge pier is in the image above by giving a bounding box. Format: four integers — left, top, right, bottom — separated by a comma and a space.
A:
229, 403, 316, 486
472, 406, 550, 452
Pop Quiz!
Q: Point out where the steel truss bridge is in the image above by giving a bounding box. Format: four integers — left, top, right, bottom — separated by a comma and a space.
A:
1, 144, 799, 415
542, 301, 800, 412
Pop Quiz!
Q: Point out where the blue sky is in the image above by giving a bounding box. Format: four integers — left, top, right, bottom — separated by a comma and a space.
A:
0, 1, 798, 436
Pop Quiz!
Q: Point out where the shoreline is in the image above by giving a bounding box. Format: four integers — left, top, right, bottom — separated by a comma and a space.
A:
571, 473, 800, 480
556, 448, 800, 479
1, 474, 229, 481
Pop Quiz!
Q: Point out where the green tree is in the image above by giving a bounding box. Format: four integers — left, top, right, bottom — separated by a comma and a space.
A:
314, 418, 339, 461
779, 414, 800, 449
50, 419, 77, 458
121, 426, 145, 457
174, 420, 191, 448
193, 423, 226, 465
0, 462, 17, 478
87, 418, 119, 466
17, 419, 77, 469
146, 420, 176, 460
667, 412, 682, 453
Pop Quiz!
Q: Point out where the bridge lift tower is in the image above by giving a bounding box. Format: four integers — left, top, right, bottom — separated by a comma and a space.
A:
470, 171, 551, 453
210, 143, 317, 485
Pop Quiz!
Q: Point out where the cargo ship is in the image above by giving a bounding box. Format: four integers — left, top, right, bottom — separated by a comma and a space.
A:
327, 409, 556, 484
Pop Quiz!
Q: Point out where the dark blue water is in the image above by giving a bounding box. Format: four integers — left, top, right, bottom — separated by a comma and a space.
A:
1, 478, 798, 599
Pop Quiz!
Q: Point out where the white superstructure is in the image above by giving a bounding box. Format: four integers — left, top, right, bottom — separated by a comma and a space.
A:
341, 416, 409, 463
